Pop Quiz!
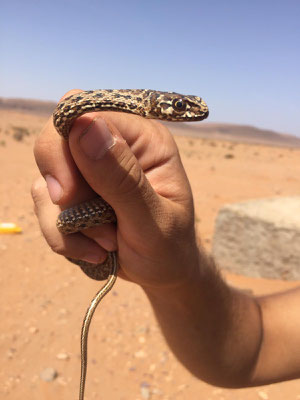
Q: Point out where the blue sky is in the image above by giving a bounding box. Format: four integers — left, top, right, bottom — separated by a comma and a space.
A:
1, 0, 299, 136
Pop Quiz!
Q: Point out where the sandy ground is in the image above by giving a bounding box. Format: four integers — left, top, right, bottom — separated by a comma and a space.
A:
0, 109, 300, 400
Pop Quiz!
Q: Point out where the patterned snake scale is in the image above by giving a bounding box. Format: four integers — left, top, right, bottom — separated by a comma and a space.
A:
53, 89, 209, 400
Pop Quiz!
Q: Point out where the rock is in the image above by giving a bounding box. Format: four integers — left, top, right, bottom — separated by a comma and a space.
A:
136, 325, 150, 334
138, 336, 146, 344
149, 364, 156, 372
212, 197, 300, 280
40, 367, 58, 382
224, 153, 234, 159
56, 352, 70, 361
257, 391, 269, 399
6, 348, 16, 359
28, 326, 38, 334
134, 350, 147, 359
140, 382, 151, 399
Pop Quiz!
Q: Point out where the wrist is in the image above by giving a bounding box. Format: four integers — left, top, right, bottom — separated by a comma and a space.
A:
142, 243, 263, 387
141, 242, 221, 305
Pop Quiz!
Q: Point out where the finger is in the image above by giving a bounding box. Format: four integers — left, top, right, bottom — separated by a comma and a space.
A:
45, 173, 118, 251
34, 90, 96, 208
31, 176, 108, 264
82, 224, 117, 252
68, 115, 161, 233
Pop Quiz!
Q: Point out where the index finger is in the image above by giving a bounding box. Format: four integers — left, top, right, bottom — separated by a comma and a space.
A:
34, 90, 96, 207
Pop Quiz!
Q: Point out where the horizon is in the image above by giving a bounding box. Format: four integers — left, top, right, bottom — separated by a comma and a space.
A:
1, 0, 299, 136
0, 94, 298, 138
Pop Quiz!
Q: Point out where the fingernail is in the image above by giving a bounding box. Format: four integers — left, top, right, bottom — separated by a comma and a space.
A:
79, 118, 115, 159
45, 175, 63, 203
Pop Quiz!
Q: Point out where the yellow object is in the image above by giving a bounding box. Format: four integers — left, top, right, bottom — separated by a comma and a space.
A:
0, 223, 22, 234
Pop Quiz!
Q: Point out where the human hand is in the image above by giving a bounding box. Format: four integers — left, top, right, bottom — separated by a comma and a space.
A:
32, 90, 199, 290
34, 90, 300, 388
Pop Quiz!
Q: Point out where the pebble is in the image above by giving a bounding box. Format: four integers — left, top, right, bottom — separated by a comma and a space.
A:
28, 326, 39, 334
140, 382, 151, 399
224, 153, 234, 159
257, 391, 269, 400
134, 350, 147, 359
149, 364, 156, 372
136, 325, 150, 334
6, 348, 17, 359
56, 352, 70, 361
40, 367, 58, 382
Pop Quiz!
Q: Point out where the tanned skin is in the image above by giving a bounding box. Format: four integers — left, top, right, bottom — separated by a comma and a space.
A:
32, 90, 300, 388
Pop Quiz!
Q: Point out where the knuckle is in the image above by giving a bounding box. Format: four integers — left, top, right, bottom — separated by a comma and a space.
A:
48, 236, 66, 256
33, 131, 51, 166
30, 181, 39, 203
113, 152, 144, 198
37, 219, 63, 254
31, 178, 46, 206
60, 89, 83, 102
33, 128, 55, 162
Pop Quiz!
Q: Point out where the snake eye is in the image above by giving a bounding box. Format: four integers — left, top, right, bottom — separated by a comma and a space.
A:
173, 98, 187, 111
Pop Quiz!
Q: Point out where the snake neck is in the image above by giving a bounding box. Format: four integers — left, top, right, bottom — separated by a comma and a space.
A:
53, 89, 153, 139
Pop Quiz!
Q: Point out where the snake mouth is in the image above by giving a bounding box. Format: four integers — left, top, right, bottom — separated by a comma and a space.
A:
200, 109, 209, 120
192, 109, 209, 121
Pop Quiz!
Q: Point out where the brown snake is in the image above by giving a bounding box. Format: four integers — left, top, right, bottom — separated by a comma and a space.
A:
53, 89, 209, 399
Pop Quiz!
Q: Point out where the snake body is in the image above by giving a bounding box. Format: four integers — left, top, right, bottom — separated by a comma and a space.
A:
53, 89, 209, 400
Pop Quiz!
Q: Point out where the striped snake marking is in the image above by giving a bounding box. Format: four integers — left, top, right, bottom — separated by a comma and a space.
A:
53, 89, 209, 400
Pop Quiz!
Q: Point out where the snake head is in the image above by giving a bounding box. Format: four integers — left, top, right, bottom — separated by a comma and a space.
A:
147, 91, 209, 121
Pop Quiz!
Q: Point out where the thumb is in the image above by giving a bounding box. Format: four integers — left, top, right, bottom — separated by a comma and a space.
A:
68, 114, 160, 230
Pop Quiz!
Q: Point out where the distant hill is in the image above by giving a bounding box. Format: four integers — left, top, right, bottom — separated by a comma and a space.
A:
1, 97, 299, 147
0, 97, 56, 115
163, 121, 300, 148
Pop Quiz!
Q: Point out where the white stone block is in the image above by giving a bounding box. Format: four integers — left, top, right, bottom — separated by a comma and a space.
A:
212, 197, 300, 280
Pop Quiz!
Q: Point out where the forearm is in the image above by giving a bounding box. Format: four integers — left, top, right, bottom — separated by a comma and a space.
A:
143, 245, 263, 388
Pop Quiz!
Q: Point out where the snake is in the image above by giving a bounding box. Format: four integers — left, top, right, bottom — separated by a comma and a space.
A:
53, 89, 209, 400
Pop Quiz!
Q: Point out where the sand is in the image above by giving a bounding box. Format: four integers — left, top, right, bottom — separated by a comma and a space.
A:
0, 109, 300, 399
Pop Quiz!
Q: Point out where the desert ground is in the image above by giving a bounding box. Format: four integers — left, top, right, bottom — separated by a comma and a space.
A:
1, 107, 300, 400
